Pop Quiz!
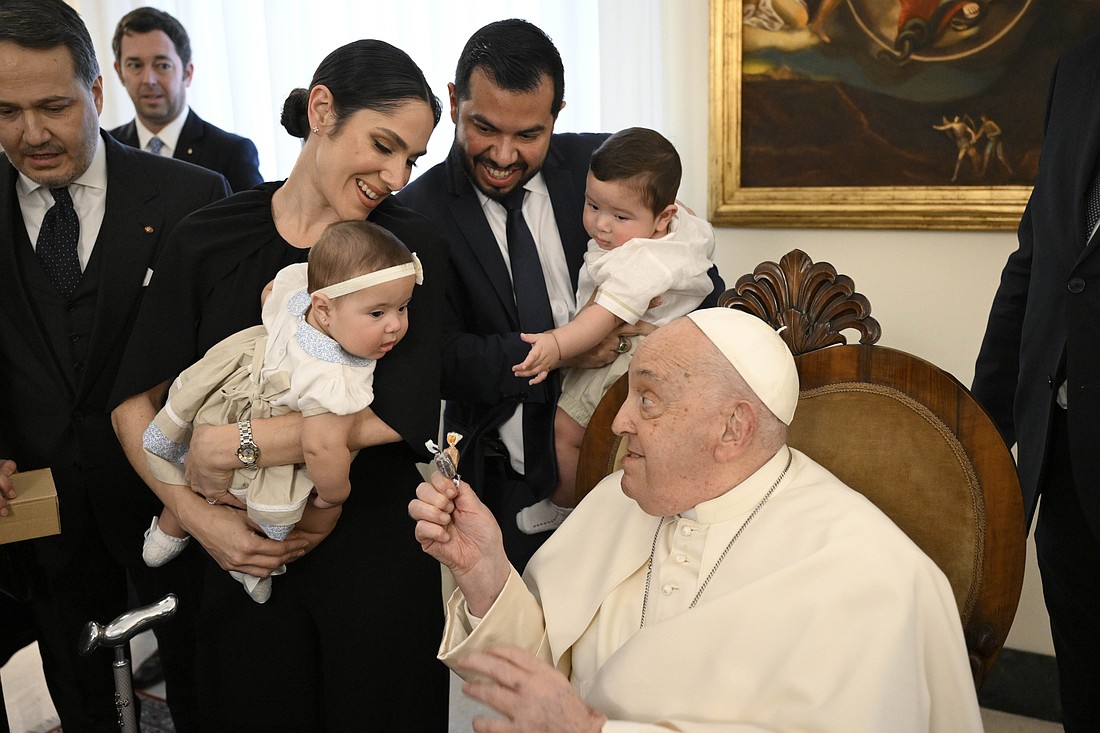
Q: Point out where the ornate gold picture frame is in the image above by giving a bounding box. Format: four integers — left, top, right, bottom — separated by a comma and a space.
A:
708, 0, 1100, 230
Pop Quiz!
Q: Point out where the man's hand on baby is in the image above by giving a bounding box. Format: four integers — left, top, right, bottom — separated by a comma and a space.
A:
512, 332, 561, 385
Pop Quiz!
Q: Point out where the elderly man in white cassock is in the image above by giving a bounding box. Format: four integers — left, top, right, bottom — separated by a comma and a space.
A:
409, 308, 983, 732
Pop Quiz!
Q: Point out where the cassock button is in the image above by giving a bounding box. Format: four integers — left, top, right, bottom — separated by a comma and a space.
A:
680, 525, 692, 536
661, 584, 674, 595
676, 553, 687, 563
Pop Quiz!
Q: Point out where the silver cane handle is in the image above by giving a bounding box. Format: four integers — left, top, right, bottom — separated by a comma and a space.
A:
79, 593, 178, 656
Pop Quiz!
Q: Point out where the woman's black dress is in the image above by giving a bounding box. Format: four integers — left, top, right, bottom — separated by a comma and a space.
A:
113, 182, 450, 730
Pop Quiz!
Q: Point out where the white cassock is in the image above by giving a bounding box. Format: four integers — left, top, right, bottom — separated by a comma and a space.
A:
439, 447, 984, 732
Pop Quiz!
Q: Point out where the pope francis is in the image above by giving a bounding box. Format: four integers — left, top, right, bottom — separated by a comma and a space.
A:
410, 308, 983, 732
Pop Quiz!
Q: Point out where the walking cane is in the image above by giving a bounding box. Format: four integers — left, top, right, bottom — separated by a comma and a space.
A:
78, 594, 178, 733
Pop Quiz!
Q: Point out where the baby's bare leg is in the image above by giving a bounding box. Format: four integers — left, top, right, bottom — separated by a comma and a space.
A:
156, 509, 187, 538
295, 503, 342, 538
143, 509, 190, 567
516, 409, 582, 534
550, 409, 586, 509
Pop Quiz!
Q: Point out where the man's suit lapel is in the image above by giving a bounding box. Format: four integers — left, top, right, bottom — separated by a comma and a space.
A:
541, 141, 587, 291
174, 109, 204, 167
0, 160, 68, 387
116, 110, 205, 165
1074, 59, 1100, 255
444, 146, 521, 326
79, 134, 165, 399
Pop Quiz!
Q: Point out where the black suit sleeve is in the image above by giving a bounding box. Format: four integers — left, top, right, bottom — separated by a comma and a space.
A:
440, 305, 550, 402
971, 60, 1061, 445
973, 199, 1032, 447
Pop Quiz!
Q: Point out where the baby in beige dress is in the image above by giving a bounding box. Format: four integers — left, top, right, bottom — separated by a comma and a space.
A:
141, 221, 422, 602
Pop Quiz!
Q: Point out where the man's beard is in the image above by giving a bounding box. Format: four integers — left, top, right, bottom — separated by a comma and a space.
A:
466, 148, 539, 201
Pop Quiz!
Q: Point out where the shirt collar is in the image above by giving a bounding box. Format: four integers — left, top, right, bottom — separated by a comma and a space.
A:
135, 106, 189, 152
16, 131, 107, 198
683, 446, 793, 524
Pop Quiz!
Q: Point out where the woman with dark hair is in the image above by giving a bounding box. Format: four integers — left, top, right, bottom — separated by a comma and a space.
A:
111, 40, 450, 730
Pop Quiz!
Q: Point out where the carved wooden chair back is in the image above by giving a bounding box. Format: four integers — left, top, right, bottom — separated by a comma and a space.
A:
574, 249, 1024, 687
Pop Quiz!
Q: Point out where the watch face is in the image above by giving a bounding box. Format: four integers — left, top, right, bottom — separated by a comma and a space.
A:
237, 445, 259, 465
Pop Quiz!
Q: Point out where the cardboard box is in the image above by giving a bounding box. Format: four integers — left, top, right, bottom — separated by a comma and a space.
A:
0, 468, 60, 544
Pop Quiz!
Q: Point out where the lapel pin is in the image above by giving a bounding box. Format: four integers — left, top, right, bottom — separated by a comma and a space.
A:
187, 148, 194, 155
144, 225, 155, 234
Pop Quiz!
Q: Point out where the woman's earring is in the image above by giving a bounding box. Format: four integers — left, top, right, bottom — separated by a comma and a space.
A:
311, 126, 320, 134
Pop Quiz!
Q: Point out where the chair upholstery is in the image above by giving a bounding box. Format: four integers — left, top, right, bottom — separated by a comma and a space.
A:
575, 249, 1025, 688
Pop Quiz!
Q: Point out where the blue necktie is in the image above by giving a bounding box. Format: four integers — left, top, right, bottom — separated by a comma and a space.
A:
36, 186, 81, 298
147, 136, 165, 156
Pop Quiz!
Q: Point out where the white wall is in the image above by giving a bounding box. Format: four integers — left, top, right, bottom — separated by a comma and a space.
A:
659, 1, 1051, 657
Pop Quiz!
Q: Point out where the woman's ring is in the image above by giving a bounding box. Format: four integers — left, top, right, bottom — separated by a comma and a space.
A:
207, 498, 217, 505
615, 335, 631, 354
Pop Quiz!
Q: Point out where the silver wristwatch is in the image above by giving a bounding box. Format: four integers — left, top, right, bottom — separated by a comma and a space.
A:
236, 419, 260, 467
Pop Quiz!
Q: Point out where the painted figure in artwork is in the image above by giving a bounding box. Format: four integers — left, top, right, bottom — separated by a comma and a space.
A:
975, 113, 1014, 177
742, 0, 820, 51
933, 115, 980, 182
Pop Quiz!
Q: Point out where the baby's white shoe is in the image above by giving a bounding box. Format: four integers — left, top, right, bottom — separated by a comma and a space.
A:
142, 516, 190, 567
230, 565, 284, 604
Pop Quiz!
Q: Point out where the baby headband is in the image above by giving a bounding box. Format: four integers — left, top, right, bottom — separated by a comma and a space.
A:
315, 252, 423, 299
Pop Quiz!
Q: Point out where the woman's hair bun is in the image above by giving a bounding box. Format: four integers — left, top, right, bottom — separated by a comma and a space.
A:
280, 88, 311, 138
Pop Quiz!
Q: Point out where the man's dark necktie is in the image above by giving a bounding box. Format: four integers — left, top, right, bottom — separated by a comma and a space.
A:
501, 187, 556, 491
1087, 162, 1100, 244
36, 186, 82, 299
501, 188, 554, 333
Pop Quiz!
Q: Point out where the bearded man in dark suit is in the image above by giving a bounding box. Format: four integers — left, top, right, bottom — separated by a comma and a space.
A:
401, 19, 722, 571
0, 2, 229, 729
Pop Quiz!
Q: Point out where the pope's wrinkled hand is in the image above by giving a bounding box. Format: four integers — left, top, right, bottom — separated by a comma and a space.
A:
409, 471, 511, 617
455, 645, 607, 733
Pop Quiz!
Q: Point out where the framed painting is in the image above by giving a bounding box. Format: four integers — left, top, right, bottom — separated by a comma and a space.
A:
709, 0, 1100, 229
